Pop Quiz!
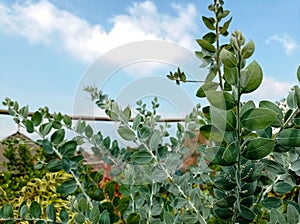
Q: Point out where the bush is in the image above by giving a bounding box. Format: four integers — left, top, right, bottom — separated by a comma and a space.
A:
1, 0, 300, 223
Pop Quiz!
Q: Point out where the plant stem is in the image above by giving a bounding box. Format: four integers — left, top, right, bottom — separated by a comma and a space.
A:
215, 2, 223, 90
232, 45, 242, 223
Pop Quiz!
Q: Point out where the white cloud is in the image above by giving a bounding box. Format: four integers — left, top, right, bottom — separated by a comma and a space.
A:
266, 33, 299, 55
244, 76, 293, 102
0, 0, 197, 62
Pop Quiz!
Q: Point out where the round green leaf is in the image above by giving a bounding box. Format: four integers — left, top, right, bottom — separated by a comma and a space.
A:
19, 203, 27, 219
241, 40, 255, 59
222, 141, 238, 163
84, 125, 93, 138
224, 67, 238, 86
46, 204, 56, 221
51, 129, 65, 145
274, 182, 293, 194
216, 195, 236, 208
131, 151, 153, 164
259, 100, 283, 127
196, 39, 216, 53
57, 179, 78, 195
24, 120, 34, 133
243, 138, 275, 160
118, 126, 136, 141
2, 203, 13, 218
240, 205, 255, 220
202, 16, 215, 30
59, 140, 77, 157
31, 111, 42, 126
127, 213, 140, 224
206, 91, 236, 110
261, 197, 282, 209
30, 201, 41, 218
220, 48, 237, 67
60, 208, 69, 223
241, 61, 263, 93
39, 122, 52, 137
138, 125, 151, 139
276, 128, 300, 147
46, 159, 62, 172
241, 108, 277, 131
202, 32, 217, 44
213, 207, 234, 220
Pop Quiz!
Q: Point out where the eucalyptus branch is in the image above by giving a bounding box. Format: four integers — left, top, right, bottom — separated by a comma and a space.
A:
137, 138, 206, 223
51, 146, 94, 209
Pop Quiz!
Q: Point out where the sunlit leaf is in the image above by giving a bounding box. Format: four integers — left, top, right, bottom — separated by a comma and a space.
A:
240, 61, 263, 93
220, 48, 237, 67
196, 39, 216, 53
206, 91, 236, 110
241, 40, 255, 59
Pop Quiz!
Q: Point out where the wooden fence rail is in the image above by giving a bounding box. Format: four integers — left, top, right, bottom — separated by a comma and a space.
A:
0, 109, 185, 122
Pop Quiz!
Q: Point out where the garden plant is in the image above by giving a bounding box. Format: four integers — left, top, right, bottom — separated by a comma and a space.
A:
1, 0, 300, 223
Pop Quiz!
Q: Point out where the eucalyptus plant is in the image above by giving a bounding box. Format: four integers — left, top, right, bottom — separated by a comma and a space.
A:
168, 0, 300, 223
1, 0, 300, 224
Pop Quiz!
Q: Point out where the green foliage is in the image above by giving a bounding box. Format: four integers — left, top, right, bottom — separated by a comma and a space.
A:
2, 0, 300, 223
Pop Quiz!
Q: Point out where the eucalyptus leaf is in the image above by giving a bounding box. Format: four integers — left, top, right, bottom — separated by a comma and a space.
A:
118, 126, 136, 141
206, 91, 236, 110
243, 138, 275, 160
202, 16, 215, 30
270, 209, 286, 224
259, 100, 283, 127
240, 108, 277, 131
220, 48, 237, 67
30, 201, 41, 218
287, 203, 300, 224
57, 179, 78, 195
261, 197, 282, 209
51, 129, 65, 145
196, 39, 216, 53
213, 207, 234, 220
240, 61, 263, 93
60, 208, 69, 223
273, 182, 293, 194
276, 128, 300, 147
241, 40, 255, 59
240, 205, 255, 220
2, 203, 13, 218
150, 130, 161, 150
210, 106, 236, 131
224, 66, 238, 86
215, 195, 236, 208
131, 151, 153, 164
196, 82, 219, 98
31, 111, 42, 126
202, 32, 217, 44
46, 204, 56, 221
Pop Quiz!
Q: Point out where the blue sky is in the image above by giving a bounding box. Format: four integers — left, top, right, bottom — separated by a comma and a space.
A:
0, 0, 299, 139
